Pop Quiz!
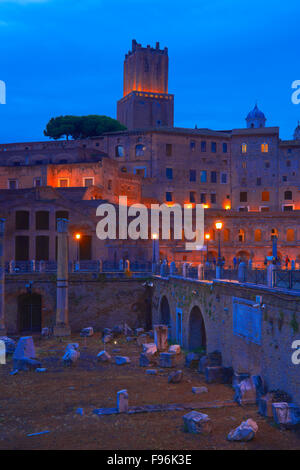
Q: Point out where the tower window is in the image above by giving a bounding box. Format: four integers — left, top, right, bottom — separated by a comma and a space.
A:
261, 143, 269, 153
190, 141, 195, 151
201, 141, 206, 152
222, 143, 228, 153
241, 143, 247, 153
166, 144, 172, 156
211, 142, 217, 153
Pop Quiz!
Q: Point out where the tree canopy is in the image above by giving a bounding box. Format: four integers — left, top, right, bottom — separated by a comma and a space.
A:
44, 115, 126, 140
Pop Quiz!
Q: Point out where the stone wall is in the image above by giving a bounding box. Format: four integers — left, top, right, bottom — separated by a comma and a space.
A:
152, 276, 300, 405
5, 273, 151, 334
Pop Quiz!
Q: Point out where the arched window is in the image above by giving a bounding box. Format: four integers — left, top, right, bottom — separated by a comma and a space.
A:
223, 228, 230, 242
254, 229, 262, 242
284, 190, 292, 200
135, 144, 145, 157
287, 229, 295, 242
115, 145, 124, 157
238, 229, 245, 242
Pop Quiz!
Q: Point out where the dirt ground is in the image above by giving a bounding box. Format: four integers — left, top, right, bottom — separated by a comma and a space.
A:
0, 333, 300, 450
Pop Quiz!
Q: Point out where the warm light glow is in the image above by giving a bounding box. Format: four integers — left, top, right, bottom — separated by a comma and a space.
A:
152, 233, 158, 240
215, 221, 223, 230
225, 204, 231, 210
186, 203, 193, 209
203, 204, 209, 209
205, 233, 211, 240
75, 233, 81, 240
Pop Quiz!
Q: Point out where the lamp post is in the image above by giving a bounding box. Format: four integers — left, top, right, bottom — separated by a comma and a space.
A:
152, 232, 159, 273
205, 233, 210, 263
215, 221, 223, 278
75, 233, 81, 262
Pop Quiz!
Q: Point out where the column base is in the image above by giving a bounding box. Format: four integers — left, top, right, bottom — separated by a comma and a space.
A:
53, 324, 71, 337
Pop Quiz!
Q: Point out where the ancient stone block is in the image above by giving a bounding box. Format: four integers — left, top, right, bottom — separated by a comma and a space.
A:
80, 327, 94, 337
205, 366, 233, 384
97, 350, 111, 362
169, 344, 181, 355
234, 377, 257, 405
62, 343, 80, 366
115, 356, 131, 365
227, 419, 258, 441
103, 335, 113, 344
142, 343, 157, 355
154, 325, 168, 351
13, 336, 35, 361
135, 328, 144, 336
272, 403, 300, 426
192, 386, 208, 394
14, 358, 42, 371
185, 352, 200, 368
0, 336, 16, 355
168, 370, 183, 383
137, 334, 148, 346
183, 411, 211, 434
140, 352, 153, 367
232, 372, 250, 387
41, 328, 50, 338
258, 394, 274, 418
117, 389, 129, 413
159, 352, 175, 368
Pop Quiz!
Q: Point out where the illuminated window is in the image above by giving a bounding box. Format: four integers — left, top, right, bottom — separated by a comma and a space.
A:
238, 229, 245, 243
261, 143, 269, 153
58, 178, 69, 187
83, 178, 94, 187
287, 229, 295, 242
223, 229, 230, 242
209, 229, 215, 241
241, 143, 247, 153
262, 191, 269, 202
254, 229, 262, 242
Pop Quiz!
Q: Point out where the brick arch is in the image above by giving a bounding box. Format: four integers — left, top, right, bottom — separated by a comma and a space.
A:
158, 294, 172, 327
186, 300, 208, 352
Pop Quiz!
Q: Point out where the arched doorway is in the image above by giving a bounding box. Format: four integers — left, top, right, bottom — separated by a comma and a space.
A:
236, 250, 250, 262
18, 293, 42, 332
160, 296, 171, 327
188, 306, 206, 352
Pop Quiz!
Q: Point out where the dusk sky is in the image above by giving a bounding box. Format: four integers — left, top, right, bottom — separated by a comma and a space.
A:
0, 0, 299, 143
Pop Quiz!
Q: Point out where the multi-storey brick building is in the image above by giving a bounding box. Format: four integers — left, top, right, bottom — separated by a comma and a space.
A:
1, 39, 300, 266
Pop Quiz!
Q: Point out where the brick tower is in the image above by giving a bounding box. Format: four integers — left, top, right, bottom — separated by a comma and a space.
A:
117, 40, 174, 129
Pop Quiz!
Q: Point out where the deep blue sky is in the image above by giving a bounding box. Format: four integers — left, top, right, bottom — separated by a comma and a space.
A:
0, 0, 299, 143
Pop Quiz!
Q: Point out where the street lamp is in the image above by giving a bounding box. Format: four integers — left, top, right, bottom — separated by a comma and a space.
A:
205, 233, 210, 263
151, 232, 159, 273
74, 233, 81, 262
215, 221, 223, 267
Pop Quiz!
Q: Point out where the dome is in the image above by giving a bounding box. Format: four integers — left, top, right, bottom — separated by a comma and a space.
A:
245, 103, 266, 129
294, 122, 300, 140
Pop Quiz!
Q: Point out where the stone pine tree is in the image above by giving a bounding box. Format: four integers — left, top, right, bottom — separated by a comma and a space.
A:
44, 115, 126, 140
